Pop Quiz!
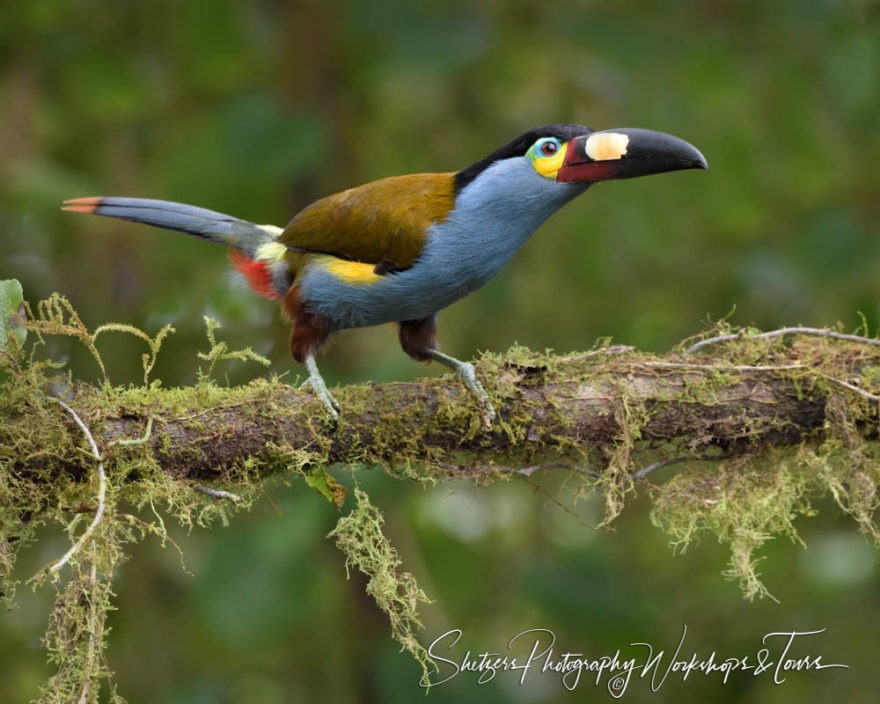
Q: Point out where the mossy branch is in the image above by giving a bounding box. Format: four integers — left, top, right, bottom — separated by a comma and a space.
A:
3, 288, 880, 702
7, 342, 874, 482
6, 323, 879, 598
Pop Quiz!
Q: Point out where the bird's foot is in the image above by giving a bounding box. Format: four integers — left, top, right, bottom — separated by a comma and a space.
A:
302, 354, 340, 421
429, 350, 496, 429
300, 376, 340, 420
457, 360, 496, 429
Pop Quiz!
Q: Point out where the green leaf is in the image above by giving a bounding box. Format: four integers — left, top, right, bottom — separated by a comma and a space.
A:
305, 467, 347, 508
0, 279, 26, 354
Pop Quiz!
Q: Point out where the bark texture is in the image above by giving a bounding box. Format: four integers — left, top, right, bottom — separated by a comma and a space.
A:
11, 340, 878, 484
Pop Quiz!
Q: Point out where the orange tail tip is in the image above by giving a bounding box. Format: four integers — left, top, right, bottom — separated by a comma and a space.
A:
62, 197, 103, 214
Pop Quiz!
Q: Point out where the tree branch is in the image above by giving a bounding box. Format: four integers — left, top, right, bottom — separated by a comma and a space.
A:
11, 337, 878, 486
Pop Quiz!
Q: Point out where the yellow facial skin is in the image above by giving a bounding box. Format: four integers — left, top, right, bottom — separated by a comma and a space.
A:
528, 137, 568, 179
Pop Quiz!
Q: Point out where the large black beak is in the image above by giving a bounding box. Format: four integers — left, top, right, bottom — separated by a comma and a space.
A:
556, 128, 708, 184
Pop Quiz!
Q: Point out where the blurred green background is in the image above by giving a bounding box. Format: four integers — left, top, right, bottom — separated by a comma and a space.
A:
2, 1, 879, 702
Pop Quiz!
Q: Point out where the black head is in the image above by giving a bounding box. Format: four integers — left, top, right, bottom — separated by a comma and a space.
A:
454, 124, 593, 193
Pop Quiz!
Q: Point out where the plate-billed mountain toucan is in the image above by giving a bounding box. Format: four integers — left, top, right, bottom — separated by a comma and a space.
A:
64, 124, 707, 423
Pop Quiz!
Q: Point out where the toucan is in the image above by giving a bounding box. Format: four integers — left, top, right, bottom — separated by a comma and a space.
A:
63, 124, 707, 423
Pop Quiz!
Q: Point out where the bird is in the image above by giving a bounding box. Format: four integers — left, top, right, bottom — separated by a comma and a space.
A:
63, 123, 707, 424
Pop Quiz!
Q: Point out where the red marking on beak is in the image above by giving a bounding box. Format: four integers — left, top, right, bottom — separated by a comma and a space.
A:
556, 160, 618, 184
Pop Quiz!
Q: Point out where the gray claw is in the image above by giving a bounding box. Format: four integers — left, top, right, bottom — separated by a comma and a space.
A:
303, 353, 340, 420
428, 350, 496, 428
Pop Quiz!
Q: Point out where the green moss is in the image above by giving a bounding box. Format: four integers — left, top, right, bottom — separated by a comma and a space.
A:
643, 330, 880, 597
328, 488, 433, 681
3, 292, 880, 701
650, 454, 814, 599
0, 300, 281, 703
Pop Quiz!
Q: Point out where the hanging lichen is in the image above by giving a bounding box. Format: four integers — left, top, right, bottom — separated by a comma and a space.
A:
328, 488, 433, 678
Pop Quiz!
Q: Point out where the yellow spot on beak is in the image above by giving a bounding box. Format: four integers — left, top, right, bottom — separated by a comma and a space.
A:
585, 133, 629, 161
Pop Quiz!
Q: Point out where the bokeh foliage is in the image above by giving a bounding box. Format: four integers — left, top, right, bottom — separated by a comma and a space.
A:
1, 1, 879, 702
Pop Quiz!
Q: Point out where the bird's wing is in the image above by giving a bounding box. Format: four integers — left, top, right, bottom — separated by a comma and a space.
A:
280, 172, 456, 273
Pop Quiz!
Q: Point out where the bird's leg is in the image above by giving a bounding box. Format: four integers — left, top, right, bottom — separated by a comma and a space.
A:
285, 288, 340, 420
399, 317, 496, 427
426, 349, 496, 426
302, 351, 340, 420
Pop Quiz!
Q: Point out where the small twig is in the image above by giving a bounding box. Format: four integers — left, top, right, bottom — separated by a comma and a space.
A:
687, 326, 880, 354
194, 484, 243, 503
515, 461, 602, 479
817, 373, 880, 404
642, 361, 806, 372
181, 400, 250, 422
633, 456, 688, 480
45, 398, 107, 575
106, 415, 153, 447
556, 345, 636, 363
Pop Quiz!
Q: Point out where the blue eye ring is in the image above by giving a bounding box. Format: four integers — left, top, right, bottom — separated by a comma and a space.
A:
534, 137, 561, 158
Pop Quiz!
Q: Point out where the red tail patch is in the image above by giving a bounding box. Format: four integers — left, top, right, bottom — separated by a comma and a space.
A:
229, 251, 281, 300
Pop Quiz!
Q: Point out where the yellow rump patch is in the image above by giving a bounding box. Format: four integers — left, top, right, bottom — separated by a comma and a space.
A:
255, 240, 288, 262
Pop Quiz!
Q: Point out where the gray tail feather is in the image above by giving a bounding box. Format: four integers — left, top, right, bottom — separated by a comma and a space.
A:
62, 197, 277, 253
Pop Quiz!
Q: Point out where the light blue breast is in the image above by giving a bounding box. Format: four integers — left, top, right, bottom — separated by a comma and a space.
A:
300, 157, 589, 329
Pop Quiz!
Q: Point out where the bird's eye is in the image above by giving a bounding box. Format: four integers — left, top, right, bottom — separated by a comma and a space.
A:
528, 137, 566, 178
538, 139, 560, 157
